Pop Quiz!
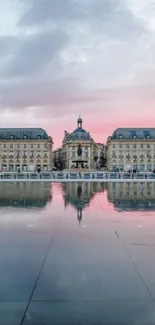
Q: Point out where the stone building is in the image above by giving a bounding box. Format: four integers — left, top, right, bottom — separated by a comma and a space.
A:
0, 128, 53, 172
52, 148, 62, 170
60, 116, 97, 170
95, 143, 106, 168
107, 128, 155, 172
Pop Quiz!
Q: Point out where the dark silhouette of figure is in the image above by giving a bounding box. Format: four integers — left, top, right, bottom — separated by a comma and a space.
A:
77, 145, 82, 156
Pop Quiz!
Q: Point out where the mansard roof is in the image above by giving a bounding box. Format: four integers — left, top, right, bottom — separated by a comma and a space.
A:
112, 128, 155, 140
0, 128, 49, 140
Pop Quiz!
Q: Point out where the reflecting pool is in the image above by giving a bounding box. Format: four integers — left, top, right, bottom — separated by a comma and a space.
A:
1, 181, 155, 325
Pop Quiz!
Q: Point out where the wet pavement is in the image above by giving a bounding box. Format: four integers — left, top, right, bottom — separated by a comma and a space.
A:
0, 181, 155, 324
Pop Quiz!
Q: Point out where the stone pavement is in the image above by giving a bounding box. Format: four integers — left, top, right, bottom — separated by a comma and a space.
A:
1, 202, 155, 325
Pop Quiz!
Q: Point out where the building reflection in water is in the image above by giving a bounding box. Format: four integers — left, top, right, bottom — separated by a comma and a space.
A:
107, 182, 155, 211
62, 182, 105, 223
0, 182, 52, 209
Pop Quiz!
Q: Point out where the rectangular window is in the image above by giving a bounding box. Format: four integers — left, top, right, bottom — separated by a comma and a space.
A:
119, 144, 123, 148
2, 144, 6, 149
147, 144, 150, 148
112, 144, 116, 149
37, 144, 40, 149
133, 144, 137, 148
143, 130, 150, 138
30, 151, 34, 157
24, 144, 27, 149
147, 164, 152, 171
131, 130, 136, 137
140, 144, 143, 148
17, 144, 20, 149
17, 151, 20, 158
30, 144, 34, 149
126, 144, 129, 149
140, 164, 145, 171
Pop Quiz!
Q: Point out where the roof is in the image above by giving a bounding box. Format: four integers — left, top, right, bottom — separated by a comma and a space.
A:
0, 128, 49, 140
111, 128, 155, 140
66, 127, 92, 142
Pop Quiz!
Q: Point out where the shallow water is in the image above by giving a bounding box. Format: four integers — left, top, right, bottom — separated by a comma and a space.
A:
1, 181, 155, 325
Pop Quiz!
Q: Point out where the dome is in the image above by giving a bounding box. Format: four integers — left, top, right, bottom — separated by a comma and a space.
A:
67, 127, 91, 141
65, 116, 92, 142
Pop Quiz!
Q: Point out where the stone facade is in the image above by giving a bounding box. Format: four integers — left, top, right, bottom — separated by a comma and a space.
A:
107, 128, 155, 172
60, 117, 98, 170
0, 128, 53, 172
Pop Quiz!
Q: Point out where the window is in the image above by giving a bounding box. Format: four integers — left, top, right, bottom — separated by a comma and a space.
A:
119, 134, 123, 139
119, 144, 123, 148
133, 144, 137, 148
140, 144, 143, 148
2, 144, 6, 149
112, 144, 116, 149
72, 146, 75, 150
143, 130, 150, 138
10, 144, 13, 149
85, 147, 88, 151
37, 135, 41, 139
30, 144, 34, 149
85, 152, 88, 158
24, 144, 27, 149
30, 151, 34, 158
131, 130, 136, 138
147, 144, 150, 148
23, 135, 27, 139
10, 135, 14, 139
37, 144, 40, 149
126, 144, 129, 149
147, 164, 152, 171
140, 164, 145, 171
17, 144, 20, 149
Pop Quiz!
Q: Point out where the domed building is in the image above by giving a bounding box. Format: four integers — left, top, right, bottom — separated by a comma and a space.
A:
61, 116, 98, 170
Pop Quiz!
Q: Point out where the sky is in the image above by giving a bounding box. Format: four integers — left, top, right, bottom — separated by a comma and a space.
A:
0, 0, 155, 148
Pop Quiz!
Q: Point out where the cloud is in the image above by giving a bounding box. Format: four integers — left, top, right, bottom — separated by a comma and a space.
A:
1, 28, 69, 77
18, 0, 145, 41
